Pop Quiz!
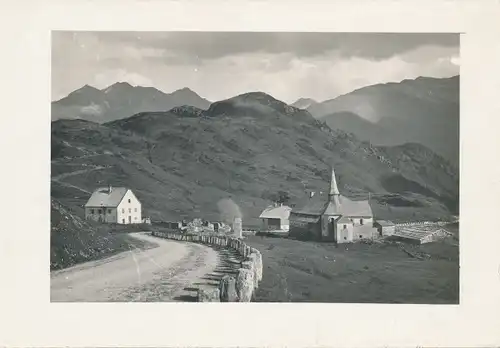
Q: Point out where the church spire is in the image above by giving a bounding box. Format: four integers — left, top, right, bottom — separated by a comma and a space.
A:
329, 165, 340, 196
328, 165, 341, 206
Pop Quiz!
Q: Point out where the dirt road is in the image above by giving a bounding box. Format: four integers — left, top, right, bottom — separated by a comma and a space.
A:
50, 233, 220, 302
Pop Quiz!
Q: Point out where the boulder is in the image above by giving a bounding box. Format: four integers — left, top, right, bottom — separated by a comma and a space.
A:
219, 275, 238, 302
197, 288, 220, 302
254, 251, 263, 282
248, 253, 259, 288
236, 268, 254, 302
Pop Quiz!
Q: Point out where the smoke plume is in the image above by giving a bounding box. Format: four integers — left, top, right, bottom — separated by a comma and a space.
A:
217, 198, 242, 224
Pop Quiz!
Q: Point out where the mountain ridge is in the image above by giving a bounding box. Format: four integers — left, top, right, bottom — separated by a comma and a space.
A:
52, 84, 212, 123
307, 75, 459, 164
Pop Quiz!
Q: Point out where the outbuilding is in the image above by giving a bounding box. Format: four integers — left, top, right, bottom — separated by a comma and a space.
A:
374, 220, 396, 236
259, 203, 292, 232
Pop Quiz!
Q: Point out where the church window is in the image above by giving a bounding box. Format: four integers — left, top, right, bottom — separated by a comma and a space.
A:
343, 224, 346, 229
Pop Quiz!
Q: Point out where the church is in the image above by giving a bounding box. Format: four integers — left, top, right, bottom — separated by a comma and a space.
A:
289, 166, 378, 243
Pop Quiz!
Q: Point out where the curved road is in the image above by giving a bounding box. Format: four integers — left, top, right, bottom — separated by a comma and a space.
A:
50, 233, 220, 302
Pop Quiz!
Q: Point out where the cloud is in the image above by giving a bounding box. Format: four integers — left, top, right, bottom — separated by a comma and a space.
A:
51, 32, 459, 103
80, 103, 103, 116
87, 31, 458, 62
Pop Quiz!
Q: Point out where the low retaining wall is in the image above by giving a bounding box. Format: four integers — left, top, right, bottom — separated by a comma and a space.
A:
151, 231, 263, 302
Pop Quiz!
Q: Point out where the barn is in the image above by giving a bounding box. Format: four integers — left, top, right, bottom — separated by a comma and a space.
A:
289, 165, 377, 243
84, 186, 142, 224
259, 204, 292, 232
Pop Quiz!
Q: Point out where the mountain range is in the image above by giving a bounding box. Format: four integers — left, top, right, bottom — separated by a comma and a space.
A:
298, 76, 459, 165
52, 76, 459, 166
51, 82, 211, 123
51, 89, 459, 227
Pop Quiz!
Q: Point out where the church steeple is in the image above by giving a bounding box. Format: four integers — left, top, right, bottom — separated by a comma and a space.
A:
328, 165, 341, 207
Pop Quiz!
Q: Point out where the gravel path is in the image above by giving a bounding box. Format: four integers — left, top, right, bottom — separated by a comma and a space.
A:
50, 232, 220, 302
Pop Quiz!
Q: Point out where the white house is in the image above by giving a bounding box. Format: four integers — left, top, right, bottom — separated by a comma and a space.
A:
84, 186, 142, 224
259, 203, 292, 232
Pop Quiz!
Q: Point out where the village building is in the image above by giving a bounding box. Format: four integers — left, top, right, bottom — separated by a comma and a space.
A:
374, 220, 396, 236
258, 203, 292, 232
84, 186, 142, 224
289, 166, 377, 243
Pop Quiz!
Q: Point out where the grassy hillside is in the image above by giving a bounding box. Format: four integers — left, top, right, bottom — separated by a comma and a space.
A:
245, 235, 459, 303
51, 92, 458, 227
50, 199, 156, 270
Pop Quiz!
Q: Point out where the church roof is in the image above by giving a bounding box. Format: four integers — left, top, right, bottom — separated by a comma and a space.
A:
292, 192, 329, 215
291, 164, 373, 218
292, 194, 372, 217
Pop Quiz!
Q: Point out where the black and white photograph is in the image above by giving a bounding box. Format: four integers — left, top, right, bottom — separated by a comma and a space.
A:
50, 31, 460, 304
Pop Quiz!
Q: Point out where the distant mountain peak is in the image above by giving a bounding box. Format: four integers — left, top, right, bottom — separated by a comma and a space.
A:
102, 81, 135, 93
73, 84, 100, 93
177, 87, 194, 92
291, 97, 318, 109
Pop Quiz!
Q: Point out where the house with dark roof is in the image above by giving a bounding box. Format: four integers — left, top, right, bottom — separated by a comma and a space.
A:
258, 203, 292, 232
84, 186, 142, 224
289, 165, 377, 243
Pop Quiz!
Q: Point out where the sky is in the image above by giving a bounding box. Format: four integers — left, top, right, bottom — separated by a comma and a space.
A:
52, 32, 460, 103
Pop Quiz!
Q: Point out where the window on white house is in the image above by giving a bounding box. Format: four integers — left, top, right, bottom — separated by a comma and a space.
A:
107, 209, 111, 214
134, 208, 137, 212
122, 208, 125, 213
98, 209, 102, 214
359, 235, 363, 238
343, 224, 346, 229
344, 236, 347, 240
91, 209, 94, 214
128, 199, 131, 203
129, 208, 131, 213
360, 218, 364, 225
